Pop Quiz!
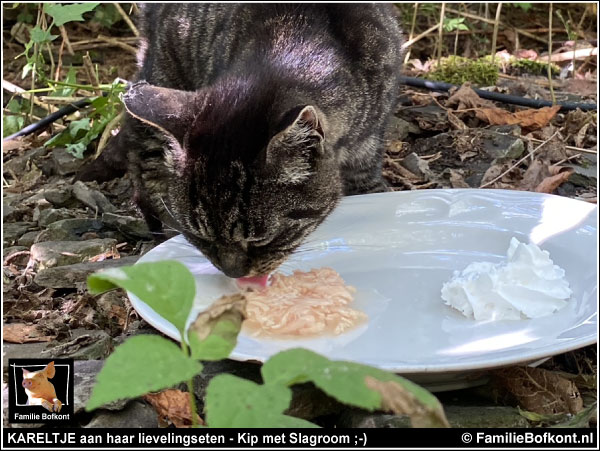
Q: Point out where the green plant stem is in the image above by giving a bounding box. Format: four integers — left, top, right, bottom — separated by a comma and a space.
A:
46, 79, 121, 91
180, 339, 199, 428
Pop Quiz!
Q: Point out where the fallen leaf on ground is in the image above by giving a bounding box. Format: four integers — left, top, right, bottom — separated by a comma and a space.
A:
364, 376, 450, 428
3, 323, 55, 343
475, 105, 561, 130
535, 167, 574, 193
144, 389, 203, 428
519, 159, 549, 191
492, 367, 583, 415
446, 83, 495, 110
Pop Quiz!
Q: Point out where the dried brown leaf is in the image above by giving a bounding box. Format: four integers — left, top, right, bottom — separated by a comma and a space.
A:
493, 367, 583, 415
144, 389, 203, 428
3, 323, 55, 343
447, 110, 467, 130
446, 83, 495, 110
519, 159, 550, 191
475, 105, 561, 130
535, 167, 574, 193
364, 376, 450, 428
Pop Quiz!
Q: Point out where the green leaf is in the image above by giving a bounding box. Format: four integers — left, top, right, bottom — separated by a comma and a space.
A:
261, 348, 449, 427
189, 318, 240, 361
511, 3, 533, 12
68, 117, 91, 137
205, 374, 318, 428
65, 142, 87, 159
86, 335, 202, 411
3, 114, 25, 138
188, 293, 245, 361
53, 66, 78, 97
45, 3, 100, 27
30, 26, 58, 44
87, 261, 196, 335
21, 61, 34, 79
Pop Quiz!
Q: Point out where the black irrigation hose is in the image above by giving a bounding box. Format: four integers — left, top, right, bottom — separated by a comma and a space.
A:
3, 97, 93, 142
399, 76, 598, 112
3, 76, 597, 142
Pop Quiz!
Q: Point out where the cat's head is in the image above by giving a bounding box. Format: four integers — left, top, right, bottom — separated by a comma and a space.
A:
123, 80, 342, 277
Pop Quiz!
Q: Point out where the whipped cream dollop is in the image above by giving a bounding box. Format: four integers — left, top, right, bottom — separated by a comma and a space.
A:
441, 238, 572, 321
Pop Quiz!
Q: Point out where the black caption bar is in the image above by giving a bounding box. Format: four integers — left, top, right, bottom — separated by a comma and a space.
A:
2, 429, 597, 449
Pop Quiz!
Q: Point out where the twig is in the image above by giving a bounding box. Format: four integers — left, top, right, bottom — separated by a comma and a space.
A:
97, 35, 137, 54
4, 251, 31, 266
490, 3, 503, 64
401, 23, 440, 50
54, 38, 65, 81
537, 47, 598, 62
39, 96, 90, 104
114, 3, 139, 37
547, 4, 556, 104
58, 25, 75, 56
82, 52, 102, 96
437, 3, 446, 67
404, 3, 419, 64
527, 137, 597, 155
71, 36, 138, 47
497, 73, 558, 88
3, 80, 58, 113
553, 153, 582, 167
95, 112, 123, 158
480, 131, 560, 188
445, 7, 548, 45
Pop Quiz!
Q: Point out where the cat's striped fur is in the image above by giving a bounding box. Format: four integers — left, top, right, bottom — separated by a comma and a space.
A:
78, 4, 404, 278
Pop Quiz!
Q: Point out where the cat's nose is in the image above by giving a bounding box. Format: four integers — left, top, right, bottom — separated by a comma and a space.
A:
216, 247, 249, 278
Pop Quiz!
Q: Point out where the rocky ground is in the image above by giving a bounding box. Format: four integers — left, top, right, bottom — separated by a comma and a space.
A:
3, 69, 598, 427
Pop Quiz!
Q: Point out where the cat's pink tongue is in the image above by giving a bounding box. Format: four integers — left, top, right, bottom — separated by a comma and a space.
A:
236, 275, 270, 289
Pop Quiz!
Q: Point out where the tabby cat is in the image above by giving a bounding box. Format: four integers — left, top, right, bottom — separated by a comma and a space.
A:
78, 4, 404, 278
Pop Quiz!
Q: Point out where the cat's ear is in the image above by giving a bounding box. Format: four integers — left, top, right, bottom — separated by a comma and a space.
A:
122, 81, 196, 143
265, 105, 327, 183
280, 105, 325, 144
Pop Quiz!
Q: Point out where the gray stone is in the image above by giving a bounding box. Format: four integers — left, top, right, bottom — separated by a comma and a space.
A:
338, 405, 530, 428
35, 218, 104, 242
3, 202, 15, 221
3, 342, 54, 371
567, 155, 597, 188
285, 384, 343, 420
3, 146, 48, 174
41, 329, 113, 360
3, 222, 37, 246
37, 208, 77, 227
387, 116, 419, 142
34, 255, 139, 289
74, 360, 129, 413
44, 186, 75, 208
50, 147, 86, 176
84, 400, 158, 428
31, 238, 117, 269
72, 181, 117, 214
482, 130, 525, 161
401, 152, 433, 179
17, 230, 41, 247
102, 212, 151, 239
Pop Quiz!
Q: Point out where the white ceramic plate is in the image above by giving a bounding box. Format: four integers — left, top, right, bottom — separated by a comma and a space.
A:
129, 189, 597, 385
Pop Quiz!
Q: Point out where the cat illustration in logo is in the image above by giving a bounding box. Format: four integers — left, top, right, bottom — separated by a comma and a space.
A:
22, 361, 63, 412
